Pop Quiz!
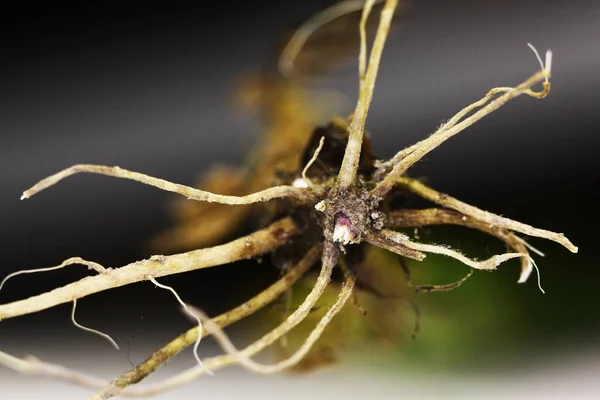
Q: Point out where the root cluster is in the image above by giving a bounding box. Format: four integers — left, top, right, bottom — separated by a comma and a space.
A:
0, 0, 576, 398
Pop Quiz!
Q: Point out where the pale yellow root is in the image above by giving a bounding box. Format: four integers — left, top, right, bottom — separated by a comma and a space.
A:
385, 208, 538, 282
395, 178, 577, 253
92, 245, 322, 396
118, 271, 351, 397
359, 0, 377, 89
0, 272, 354, 399
377, 83, 549, 176
0, 246, 324, 396
384, 229, 530, 271
336, 0, 398, 190
1, 2, 568, 397
0, 218, 299, 320
376, 228, 532, 272
21, 164, 312, 205
373, 57, 552, 196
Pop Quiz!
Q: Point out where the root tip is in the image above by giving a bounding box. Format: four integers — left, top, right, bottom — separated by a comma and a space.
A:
545, 49, 553, 74
561, 237, 578, 253
527, 43, 552, 82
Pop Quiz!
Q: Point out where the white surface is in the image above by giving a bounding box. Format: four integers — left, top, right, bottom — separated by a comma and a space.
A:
1, 350, 599, 399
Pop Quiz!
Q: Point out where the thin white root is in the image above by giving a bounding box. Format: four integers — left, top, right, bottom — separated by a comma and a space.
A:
509, 234, 534, 284
512, 235, 546, 257
509, 234, 544, 285
0, 257, 106, 294
529, 258, 545, 293
278, 0, 384, 77
301, 136, 325, 185
21, 164, 310, 205
380, 229, 532, 272
337, 0, 398, 190
0, 217, 299, 320
71, 300, 120, 351
148, 278, 212, 375
527, 43, 552, 83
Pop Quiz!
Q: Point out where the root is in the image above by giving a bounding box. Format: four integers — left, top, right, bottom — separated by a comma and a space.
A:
372, 45, 553, 196
400, 297, 421, 339
339, 258, 367, 315
0, 351, 108, 390
91, 241, 339, 398
72, 300, 120, 351
0, 218, 299, 320
386, 208, 536, 282
0, 245, 322, 396
301, 136, 325, 186
412, 269, 474, 293
148, 278, 212, 375
1, 0, 575, 396
395, 249, 473, 294
185, 272, 355, 375
359, 0, 377, 88
0, 267, 353, 399
21, 164, 313, 205
0, 257, 106, 294
279, 0, 384, 77
364, 230, 426, 261
377, 228, 531, 272
512, 234, 545, 257
89, 244, 322, 396
1, 258, 116, 350
337, 0, 398, 190
394, 178, 577, 253
385, 208, 547, 292
121, 243, 343, 396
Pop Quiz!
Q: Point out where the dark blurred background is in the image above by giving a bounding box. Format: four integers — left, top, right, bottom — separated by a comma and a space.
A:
1, 0, 598, 398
